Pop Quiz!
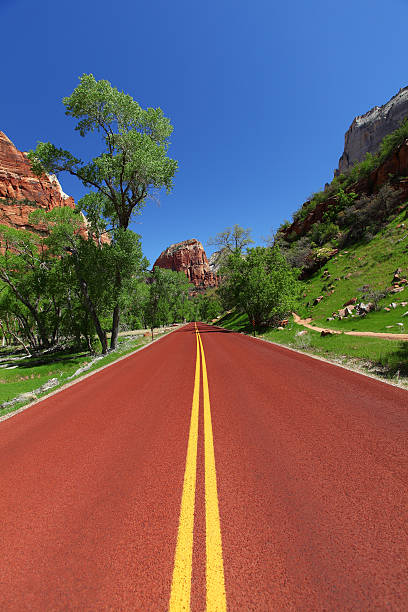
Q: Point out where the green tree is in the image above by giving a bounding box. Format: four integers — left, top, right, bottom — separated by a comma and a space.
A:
34, 206, 148, 354
207, 224, 254, 269
0, 224, 67, 350
145, 267, 191, 338
28, 73, 177, 349
219, 246, 299, 328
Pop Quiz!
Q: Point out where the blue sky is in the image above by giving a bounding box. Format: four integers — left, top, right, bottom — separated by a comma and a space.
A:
1, 0, 407, 265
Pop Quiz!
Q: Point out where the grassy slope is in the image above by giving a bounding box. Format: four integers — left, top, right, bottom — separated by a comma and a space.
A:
298, 209, 408, 333
214, 211, 408, 385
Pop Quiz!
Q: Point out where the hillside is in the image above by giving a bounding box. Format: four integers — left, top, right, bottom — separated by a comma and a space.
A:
215, 103, 408, 384
296, 208, 408, 333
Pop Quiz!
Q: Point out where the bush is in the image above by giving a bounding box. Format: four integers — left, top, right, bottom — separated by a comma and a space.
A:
378, 117, 408, 163
284, 236, 314, 269
338, 185, 401, 243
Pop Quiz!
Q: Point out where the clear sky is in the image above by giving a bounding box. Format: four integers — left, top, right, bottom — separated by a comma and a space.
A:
1, 0, 407, 265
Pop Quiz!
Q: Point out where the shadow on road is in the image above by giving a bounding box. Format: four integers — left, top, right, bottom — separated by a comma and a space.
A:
175, 325, 233, 334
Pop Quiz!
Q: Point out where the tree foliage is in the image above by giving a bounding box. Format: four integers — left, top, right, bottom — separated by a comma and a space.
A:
28, 74, 177, 348
145, 267, 192, 337
208, 224, 253, 254
218, 246, 299, 328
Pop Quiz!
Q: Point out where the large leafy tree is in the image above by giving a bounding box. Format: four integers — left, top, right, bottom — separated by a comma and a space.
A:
219, 246, 299, 328
0, 224, 66, 350
28, 73, 177, 349
34, 207, 148, 354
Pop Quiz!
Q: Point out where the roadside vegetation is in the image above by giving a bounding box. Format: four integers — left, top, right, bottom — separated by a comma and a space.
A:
211, 120, 408, 382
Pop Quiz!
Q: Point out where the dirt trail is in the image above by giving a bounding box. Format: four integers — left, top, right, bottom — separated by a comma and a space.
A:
292, 313, 408, 341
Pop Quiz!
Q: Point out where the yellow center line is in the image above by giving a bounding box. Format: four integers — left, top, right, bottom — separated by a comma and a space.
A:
198, 331, 227, 612
169, 328, 201, 611
169, 323, 227, 612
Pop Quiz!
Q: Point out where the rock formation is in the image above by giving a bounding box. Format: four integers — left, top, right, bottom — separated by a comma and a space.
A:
0, 131, 77, 235
0, 131, 110, 245
154, 239, 218, 288
285, 137, 408, 241
337, 86, 408, 174
208, 249, 227, 275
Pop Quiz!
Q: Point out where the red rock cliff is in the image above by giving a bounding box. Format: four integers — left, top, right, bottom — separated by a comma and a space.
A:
0, 131, 77, 235
154, 239, 218, 288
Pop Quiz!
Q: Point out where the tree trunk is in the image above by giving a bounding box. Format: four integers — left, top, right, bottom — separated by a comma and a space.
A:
0, 319, 31, 356
78, 277, 108, 354
110, 267, 122, 351
110, 304, 120, 350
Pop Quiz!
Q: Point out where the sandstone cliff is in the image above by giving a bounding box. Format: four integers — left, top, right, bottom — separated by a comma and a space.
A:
337, 87, 408, 174
154, 239, 218, 288
0, 131, 77, 235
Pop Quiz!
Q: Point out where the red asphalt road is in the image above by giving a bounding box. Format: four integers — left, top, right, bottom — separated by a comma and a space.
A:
1, 322, 408, 610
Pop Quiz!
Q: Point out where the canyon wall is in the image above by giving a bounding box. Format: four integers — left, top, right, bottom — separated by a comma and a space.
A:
337, 86, 408, 174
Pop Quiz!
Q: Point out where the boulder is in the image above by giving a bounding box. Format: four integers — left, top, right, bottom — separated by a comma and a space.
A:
356, 302, 374, 315
17, 392, 37, 403
39, 377, 59, 392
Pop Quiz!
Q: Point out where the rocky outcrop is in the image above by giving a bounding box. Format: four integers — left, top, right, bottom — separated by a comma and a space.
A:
337, 86, 408, 174
154, 239, 218, 288
285, 138, 408, 241
208, 249, 228, 275
0, 131, 76, 235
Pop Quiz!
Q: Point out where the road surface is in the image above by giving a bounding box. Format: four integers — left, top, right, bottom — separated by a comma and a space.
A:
1, 322, 407, 610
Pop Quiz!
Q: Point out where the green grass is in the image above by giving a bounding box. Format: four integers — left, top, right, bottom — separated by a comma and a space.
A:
215, 311, 251, 333
0, 331, 169, 418
0, 349, 89, 404
297, 210, 408, 331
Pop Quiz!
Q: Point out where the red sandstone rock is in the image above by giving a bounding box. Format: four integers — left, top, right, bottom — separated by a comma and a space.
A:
0, 131, 109, 245
0, 131, 77, 234
153, 239, 218, 289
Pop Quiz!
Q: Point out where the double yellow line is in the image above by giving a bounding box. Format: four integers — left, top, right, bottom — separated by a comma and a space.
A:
169, 324, 227, 611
